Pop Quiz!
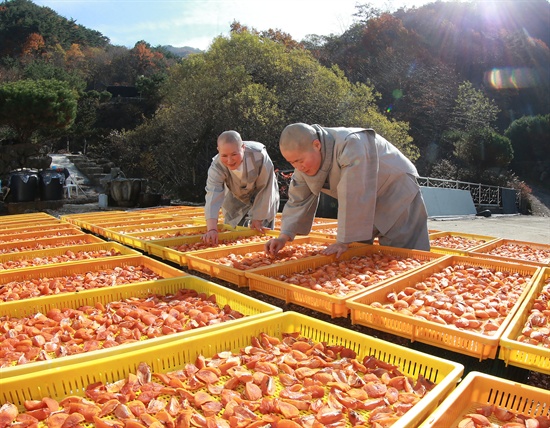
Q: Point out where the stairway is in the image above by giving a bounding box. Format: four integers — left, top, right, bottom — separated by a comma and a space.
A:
66, 154, 113, 188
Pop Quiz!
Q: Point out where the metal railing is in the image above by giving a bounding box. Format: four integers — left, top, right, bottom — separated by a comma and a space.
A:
278, 170, 519, 209
417, 177, 517, 208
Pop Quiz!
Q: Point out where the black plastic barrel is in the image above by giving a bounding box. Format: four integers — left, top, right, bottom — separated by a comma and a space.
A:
7, 170, 39, 202
39, 169, 65, 201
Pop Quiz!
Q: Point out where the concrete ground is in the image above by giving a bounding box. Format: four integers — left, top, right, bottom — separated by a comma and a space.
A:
428, 214, 550, 244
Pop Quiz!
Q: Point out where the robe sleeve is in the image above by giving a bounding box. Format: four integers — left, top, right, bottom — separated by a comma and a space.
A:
248, 149, 279, 222
280, 172, 319, 240
336, 131, 379, 244
204, 160, 227, 220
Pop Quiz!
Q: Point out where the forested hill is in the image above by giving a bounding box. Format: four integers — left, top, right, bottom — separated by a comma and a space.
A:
0, 0, 109, 57
0, 0, 548, 202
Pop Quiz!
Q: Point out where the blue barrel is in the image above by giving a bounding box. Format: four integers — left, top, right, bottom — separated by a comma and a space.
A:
39, 169, 65, 201
7, 170, 39, 202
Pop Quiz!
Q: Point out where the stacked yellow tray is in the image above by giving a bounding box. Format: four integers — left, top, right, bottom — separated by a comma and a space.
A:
245, 245, 444, 318
186, 235, 339, 287
147, 229, 279, 269
428, 231, 499, 256
0, 254, 186, 305
0, 312, 464, 428
0, 226, 85, 244
470, 238, 550, 266
0, 233, 104, 254
420, 371, 550, 427
0, 275, 281, 378
0, 241, 139, 272
499, 266, 550, 374
108, 224, 238, 250
98, 218, 198, 240
346, 255, 541, 360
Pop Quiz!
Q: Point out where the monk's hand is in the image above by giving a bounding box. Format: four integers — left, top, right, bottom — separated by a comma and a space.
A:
202, 229, 219, 245
250, 220, 266, 234
321, 242, 349, 258
265, 237, 287, 256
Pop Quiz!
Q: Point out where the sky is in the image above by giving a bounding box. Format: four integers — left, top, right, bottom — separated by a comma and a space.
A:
32, 0, 440, 51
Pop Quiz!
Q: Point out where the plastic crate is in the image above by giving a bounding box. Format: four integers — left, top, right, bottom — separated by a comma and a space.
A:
428, 231, 499, 256
84, 215, 184, 230
470, 238, 550, 266
0, 312, 464, 428
1, 212, 56, 221
274, 215, 338, 231
245, 245, 444, 318
0, 227, 85, 244
346, 255, 541, 360
0, 275, 281, 378
0, 241, 139, 272
79, 213, 164, 234
186, 235, 339, 287
146, 230, 278, 268
108, 224, 237, 250
0, 255, 186, 306
419, 371, 550, 427
100, 219, 197, 237
59, 210, 126, 226
83, 215, 178, 234
0, 218, 64, 231
61, 211, 159, 231
499, 266, 550, 374
0, 234, 104, 254
0, 222, 80, 237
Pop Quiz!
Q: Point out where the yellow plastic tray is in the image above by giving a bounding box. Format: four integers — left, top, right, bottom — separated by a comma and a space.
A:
0, 218, 64, 231
0, 254, 186, 306
346, 255, 541, 360
78, 213, 164, 233
146, 229, 278, 268
0, 241, 139, 272
186, 235, 337, 287
108, 224, 236, 250
136, 205, 203, 214
83, 215, 184, 231
429, 231, 498, 252
0, 233, 104, 254
1, 212, 56, 221
245, 245, 444, 318
100, 219, 197, 237
0, 227, 85, 244
0, 312, 464, 428
0, 275, 281, 378
499, 266, 550, 374
470, 238, 550, 266
61, 211, 159, 231
419, 371, 550, 427
0, 222, 80, 237
59, 210, 126, 226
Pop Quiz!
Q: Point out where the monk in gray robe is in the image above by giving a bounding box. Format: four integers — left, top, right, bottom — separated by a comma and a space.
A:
265, 123, 430, 257
203, 130, 280, 244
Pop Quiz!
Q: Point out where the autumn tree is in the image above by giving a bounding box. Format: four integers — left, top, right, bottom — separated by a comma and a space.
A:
115, 30, 415, 200
0, 78, 77, 143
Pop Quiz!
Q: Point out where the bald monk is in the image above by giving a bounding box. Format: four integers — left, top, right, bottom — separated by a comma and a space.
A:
265, 123, 430, 257
203, 130, 279, 245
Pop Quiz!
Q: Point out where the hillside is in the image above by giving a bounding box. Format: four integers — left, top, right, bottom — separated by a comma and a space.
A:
162, 45, 203, 57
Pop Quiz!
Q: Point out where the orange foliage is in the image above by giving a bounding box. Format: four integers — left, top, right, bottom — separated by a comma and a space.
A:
21, 33, 45, 55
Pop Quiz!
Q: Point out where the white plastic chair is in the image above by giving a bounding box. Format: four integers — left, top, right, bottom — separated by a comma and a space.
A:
64, 176, 79, 198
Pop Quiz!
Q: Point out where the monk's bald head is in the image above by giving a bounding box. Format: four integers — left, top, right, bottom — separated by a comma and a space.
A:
279, 123, 317, 152
217, 130, 243, 148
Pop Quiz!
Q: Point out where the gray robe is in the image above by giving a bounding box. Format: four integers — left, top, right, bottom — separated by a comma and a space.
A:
281, 126, 429, 250
205, 141, 280, 227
